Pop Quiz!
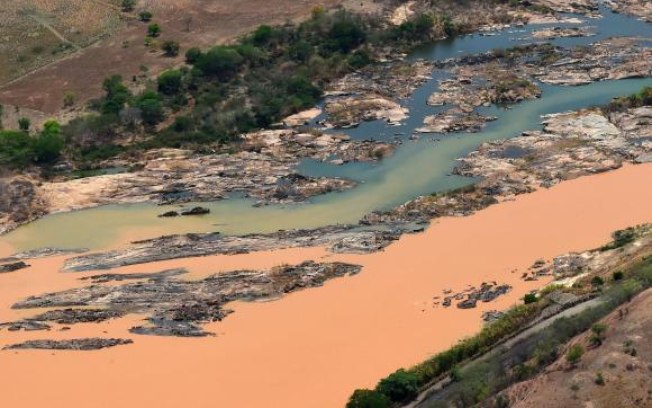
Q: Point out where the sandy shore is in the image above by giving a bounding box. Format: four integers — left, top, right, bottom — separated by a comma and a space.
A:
2, 164, 652, 408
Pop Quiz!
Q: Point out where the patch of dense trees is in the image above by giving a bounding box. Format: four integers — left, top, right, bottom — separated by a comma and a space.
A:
0, 121, 64, 168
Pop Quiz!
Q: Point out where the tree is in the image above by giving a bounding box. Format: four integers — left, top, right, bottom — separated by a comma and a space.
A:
162, 40, 180, 57
158, 70, 183, 95
0, 130, 33, 167
135, 91, 164, 126
33, 120, 64, 163
566, 344, 584, 367
18, 117, 31, 131
121, 0, 135, 12
185, 47, 202, 64
376, 369, 419, 403
346, 389, 391, 408
194, 46, 244, 80
101, 75, 131, 115
252, 25, 275, 46
328, 19, 366, 53
147, 23, 161, 37
138, 11, 153, 22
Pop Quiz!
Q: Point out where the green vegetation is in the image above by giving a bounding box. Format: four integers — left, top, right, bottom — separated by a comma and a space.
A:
18, 117, 30, 132
523, 293, 538, 304
346, 389, 391, 408
594, 371, 605, 386
121, 0, 135, 12
591, 276, 605, 288
600, 228, 637, 251
566, 344, 584, 366
147, 23, 161, 38
139, 11, 153, 22
63, 91, 76, 108
162, 40, 180, 57
0, 120, 64, 168
589, 323, 608, 346
377, 370, 419, 403
602, 86, 652, 114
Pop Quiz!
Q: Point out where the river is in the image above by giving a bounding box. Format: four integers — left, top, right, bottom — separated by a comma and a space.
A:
3, 4, 651, 251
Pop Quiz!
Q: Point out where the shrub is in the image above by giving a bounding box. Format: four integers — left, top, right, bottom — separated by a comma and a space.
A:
377, 369, 419, 403
346, 389, 391, 408
524, 293, 538, 304
594, 371, 605, 386
18, 117, 31, 131
162, 40, 180, 57
589, 323, 607, 346
591, 276, 605, 287
148, 24, 161, 37
613, 271, 624, 281
63, 91, 75, 107
139, 11, 153, 22
601, 228, 636, 251
121, 0, 135, 12
566, 344, 584, 366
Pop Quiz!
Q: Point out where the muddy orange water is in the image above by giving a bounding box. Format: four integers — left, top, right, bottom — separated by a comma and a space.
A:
2, 163, 652, 408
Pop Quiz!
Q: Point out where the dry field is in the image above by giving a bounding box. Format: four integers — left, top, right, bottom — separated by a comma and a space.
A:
0, 0, 347, 115
0, 0, 123, 86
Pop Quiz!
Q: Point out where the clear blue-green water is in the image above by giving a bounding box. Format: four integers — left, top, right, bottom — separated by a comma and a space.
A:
4, 6, 651, 251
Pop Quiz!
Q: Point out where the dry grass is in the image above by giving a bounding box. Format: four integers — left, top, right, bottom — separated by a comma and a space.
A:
0, 0, 122, 84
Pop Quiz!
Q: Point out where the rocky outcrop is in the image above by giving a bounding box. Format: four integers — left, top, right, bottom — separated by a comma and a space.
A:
62, 227, 401, 272
324, 95, 408, 128
0, 261, 29, 273
531, 26, 595, 40
4, 338, 133, 351
417, 110, 497, 134
7, 261, 361, 338
0, 176, 45, 234
605, 0, 652, 22
323, 60, 434, 128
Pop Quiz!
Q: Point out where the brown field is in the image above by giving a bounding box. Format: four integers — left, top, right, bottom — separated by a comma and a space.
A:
0, 0, 348, 115
0, 0, 122, 87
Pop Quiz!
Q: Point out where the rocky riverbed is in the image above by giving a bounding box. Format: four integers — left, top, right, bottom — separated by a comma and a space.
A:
0, 129, 394, 235
605, 0, 652, 22
50, 99, 651, 273
1, 261, 361, 344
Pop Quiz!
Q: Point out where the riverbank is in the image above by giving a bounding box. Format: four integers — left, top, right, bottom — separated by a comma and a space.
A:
3, 163, 652, 407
